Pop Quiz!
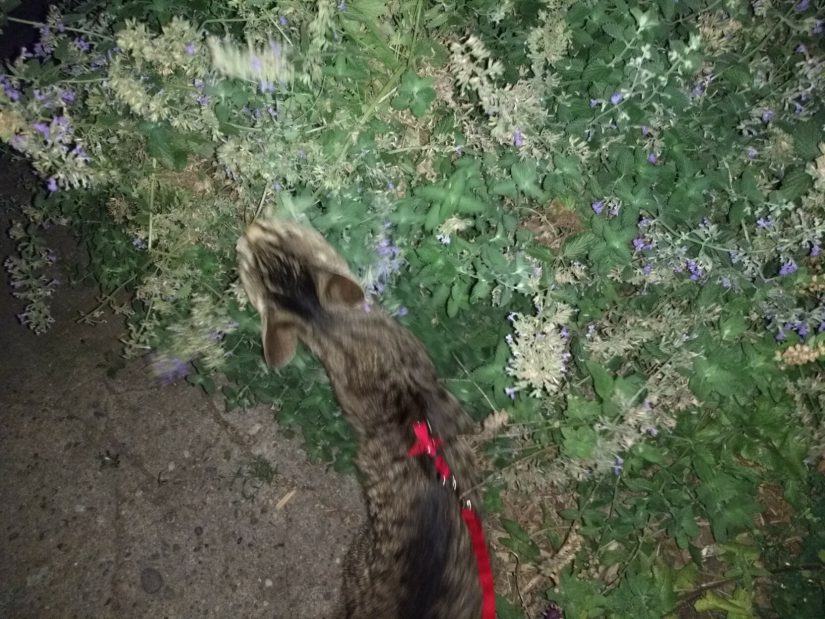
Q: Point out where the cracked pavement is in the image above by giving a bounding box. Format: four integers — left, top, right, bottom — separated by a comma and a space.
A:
0, 158, 363, 618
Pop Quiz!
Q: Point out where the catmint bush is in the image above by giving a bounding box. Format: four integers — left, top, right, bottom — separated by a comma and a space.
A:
2, 0, 825, 616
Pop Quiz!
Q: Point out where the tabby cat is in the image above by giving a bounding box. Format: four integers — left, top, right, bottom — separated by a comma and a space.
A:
236, 218, 493, 619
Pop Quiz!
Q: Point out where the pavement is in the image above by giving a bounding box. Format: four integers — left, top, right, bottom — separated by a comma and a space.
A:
0, 156, 364, 618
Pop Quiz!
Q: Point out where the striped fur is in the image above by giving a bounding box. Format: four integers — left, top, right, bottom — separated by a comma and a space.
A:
236, 218, 486, 618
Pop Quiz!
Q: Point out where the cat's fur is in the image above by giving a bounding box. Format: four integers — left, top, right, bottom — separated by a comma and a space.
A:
236, 218, 487, 618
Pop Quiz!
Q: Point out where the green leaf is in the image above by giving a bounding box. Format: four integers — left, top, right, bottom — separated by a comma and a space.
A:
720, 315, 746, 341
778, 168, 813, 203
495, 595, 526, 619
791, 120, 823, 160
350, 0, 389, 20
603, 22, 627, 41
634, 443, 665, 464
562, 426, 597, 459
562, 232, 595, 258
392, 72, 436, 118
582, 59, 612, 83
138, 122, 189, 170
500, 519, 540, 562
585, 361, 613, 402
566, 395, 601, 421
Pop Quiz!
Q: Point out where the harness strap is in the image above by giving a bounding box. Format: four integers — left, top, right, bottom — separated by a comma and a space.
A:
408, 421, 496, 619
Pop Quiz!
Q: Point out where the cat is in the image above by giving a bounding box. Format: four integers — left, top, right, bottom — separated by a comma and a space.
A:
236, 217, 494, 619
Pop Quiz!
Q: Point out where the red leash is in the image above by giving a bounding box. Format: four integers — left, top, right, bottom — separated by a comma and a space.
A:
408, 421, 496, 619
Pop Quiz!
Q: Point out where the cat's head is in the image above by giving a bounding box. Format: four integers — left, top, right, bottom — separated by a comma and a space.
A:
236, 218, 365, 367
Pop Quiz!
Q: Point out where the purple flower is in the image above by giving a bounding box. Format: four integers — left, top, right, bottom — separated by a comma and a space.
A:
513, 128, 524, 147
2, 81, 21, 101
9, 134, 26, 150
504, 386, 517, 400
609, 203, 620, 217
193, 78, 205, 91
269, 41, 282, 57
638, 216, 653, 228
795, 0, 810, 12
338, 0, 347, 10
259, 80, 275, 93
686, 259, 704, 281
641, 125, 650, 136
810, 243, 822, 257
71, 146, 91, 163
691, 83, 705, 98
779, 260, 797, 276
589, 98, 601, 108
152, 356, 190, 384
436, 233, 451, 245
33, 42, 52, 58
132, 238, 147, 250
507, 312, 517, 323
721, 275, 732, 289
61, 88, 76, 103
272, 180, 283, 192
540, 602, 563, 619
591, 200, 605, 215
796, 43, 807, 55
775, 329, 786, 342
196, 94, 209, 106
250, 55, 263, 73
647, 152, 658, 164
612, 456, 624, 476
73, 37, 91, 52
610, 92, 623, 105
814, 19, 824, 35
396, 306, 408, 317
818, 322, 825, 333
747, 146, 758, 159
279, 15, 288, 26
633, 237, 647, 252
185, 42, 196, 56
560, 327, 570, 339
386, 180, 395, 191
761, 109, 773, 123
756, 216, 773, 229
586, 324, 596, 338
376, 237, 400, 258
643, 263, 653, 276
795, 321, 810, 338
267, 106, 278, 121
46, 177, 58, 192
32, 122, 51, 140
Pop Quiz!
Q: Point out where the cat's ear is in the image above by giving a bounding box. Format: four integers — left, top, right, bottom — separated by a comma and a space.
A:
261, 309, 299, 368
317, 271, 364, 308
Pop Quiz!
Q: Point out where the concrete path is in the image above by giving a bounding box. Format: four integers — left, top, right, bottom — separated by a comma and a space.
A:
0, 158, 363, 618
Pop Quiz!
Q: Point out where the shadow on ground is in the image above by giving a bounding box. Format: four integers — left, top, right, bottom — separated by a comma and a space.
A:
0, 156, 363, 618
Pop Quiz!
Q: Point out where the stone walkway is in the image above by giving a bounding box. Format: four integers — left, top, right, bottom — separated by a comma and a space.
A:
0, 158, 363, 618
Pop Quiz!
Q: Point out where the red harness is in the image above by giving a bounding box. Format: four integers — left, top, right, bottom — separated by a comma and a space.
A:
407, 421, 496, 619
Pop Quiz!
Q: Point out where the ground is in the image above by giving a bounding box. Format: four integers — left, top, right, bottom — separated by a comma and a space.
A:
0, 156, 364, 618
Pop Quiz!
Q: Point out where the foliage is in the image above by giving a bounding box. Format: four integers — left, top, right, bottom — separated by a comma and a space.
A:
2, 0, 825, 616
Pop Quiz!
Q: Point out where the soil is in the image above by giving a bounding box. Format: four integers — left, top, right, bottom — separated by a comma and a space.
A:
0, 155, 363, 618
